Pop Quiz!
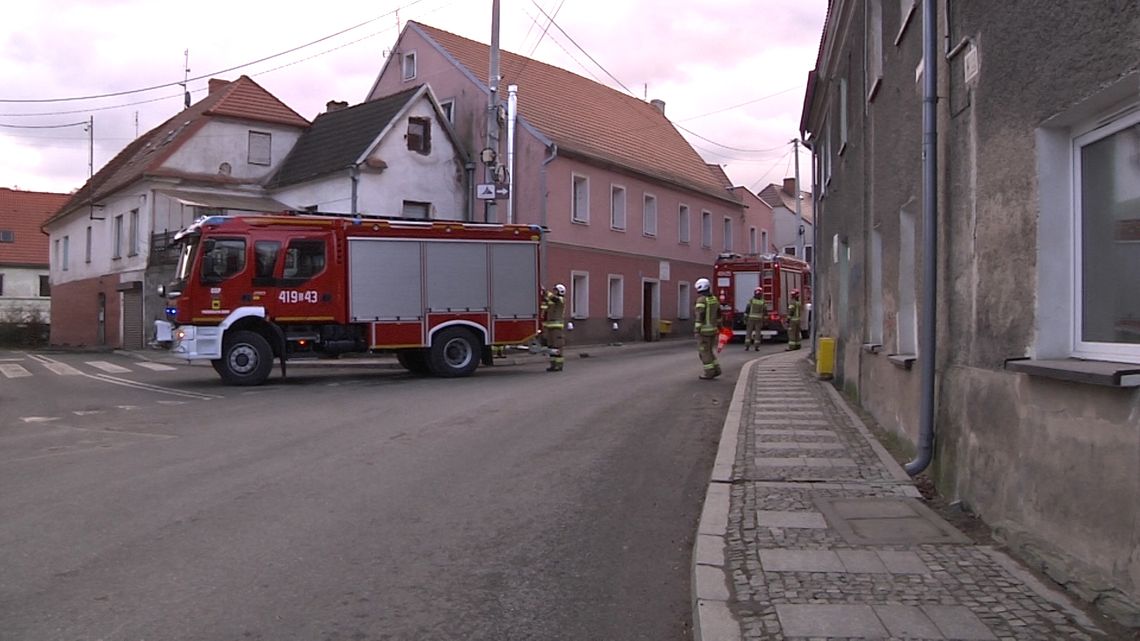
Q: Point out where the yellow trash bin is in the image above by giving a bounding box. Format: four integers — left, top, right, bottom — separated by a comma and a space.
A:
658, 320, 673, 335
816, 336, 836, 379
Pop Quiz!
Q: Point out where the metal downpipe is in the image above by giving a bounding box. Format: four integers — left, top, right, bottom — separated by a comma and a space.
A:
539, 143, 558, 289
905, 0, 938, 476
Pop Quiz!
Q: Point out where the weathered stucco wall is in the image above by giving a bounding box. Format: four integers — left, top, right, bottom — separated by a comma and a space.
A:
806, 0, 1140, 623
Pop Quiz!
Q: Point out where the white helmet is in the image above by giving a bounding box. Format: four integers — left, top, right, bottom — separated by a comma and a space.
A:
695, 278, 711, 293
554, 283, 566, 296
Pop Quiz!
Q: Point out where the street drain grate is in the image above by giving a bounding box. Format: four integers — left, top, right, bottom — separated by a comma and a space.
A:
813, 497, 971, 545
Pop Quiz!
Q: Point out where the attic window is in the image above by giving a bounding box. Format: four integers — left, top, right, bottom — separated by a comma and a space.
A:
407, 117, 431, 155
0, 230, 14, 242
402, 52, 417, 81
248, 131, 271, 166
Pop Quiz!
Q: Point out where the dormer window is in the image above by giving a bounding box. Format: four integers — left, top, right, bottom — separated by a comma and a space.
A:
402, 52, 417, 81
407, 117, 431, 155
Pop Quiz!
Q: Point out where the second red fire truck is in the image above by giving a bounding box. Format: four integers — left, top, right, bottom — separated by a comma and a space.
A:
714, 252, 812, 343
158, 213, 544, 386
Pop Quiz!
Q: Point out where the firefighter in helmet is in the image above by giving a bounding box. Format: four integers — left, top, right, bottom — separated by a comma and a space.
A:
744, 286, 767, 351
786, 289, 802, 351
693, 278, 722, 379
541, 283, 567, 371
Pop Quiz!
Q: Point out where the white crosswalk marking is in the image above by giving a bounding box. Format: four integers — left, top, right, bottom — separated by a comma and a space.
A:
156, 400, 188, 405
136, 362, 177, 372
86, 361, 132, 374
21, 416, 60, 423
1, 364, 32, 378
43, 362, 83, 376
73, 410, 104, 416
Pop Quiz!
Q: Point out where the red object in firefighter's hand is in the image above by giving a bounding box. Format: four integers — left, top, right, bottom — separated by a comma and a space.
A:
716, 327, 732, 353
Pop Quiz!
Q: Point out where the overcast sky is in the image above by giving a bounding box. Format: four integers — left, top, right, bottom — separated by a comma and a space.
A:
0, 0, 827, 197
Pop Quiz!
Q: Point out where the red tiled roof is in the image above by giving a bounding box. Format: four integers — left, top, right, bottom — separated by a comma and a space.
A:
0, 188, 69, 265
47, 76, 308, 225
412, 22, 736, 203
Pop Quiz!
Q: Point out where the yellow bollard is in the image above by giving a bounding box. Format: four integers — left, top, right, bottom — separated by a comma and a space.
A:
816, 336, 836, 379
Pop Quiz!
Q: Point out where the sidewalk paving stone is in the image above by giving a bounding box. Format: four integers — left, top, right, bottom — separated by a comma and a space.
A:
694, 351, 1117, 641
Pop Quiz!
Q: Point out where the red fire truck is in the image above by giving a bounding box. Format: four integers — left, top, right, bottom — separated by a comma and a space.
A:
157, 214, 544, 385
714, 252, 812, 342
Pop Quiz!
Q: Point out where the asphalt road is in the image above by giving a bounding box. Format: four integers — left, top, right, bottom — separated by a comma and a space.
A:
0, 340, 782, 641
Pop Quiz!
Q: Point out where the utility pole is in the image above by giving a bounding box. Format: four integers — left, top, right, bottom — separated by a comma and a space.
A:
180, 49, 191, 108
484, 0, 502, 223
87, 116, 94, 179
792, 138, 804, 259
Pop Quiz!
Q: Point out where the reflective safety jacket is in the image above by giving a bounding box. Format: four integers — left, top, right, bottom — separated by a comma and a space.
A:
694, 294, 720, 336
788, 299, 801, 322
541, 292, 566, 329
745, 297, 767, 320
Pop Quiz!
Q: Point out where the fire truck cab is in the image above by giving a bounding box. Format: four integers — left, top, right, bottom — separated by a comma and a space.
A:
158, 214, 543, 386
714, 252, 812, 342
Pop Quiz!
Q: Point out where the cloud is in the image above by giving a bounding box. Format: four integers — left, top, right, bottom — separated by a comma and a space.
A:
0, 0, 828, 195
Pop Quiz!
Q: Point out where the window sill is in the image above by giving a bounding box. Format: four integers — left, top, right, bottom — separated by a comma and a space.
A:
888, 353, 916, 370
571, 219, 589, 226
1005, 358, 1140, 388
863, 343, 883, 354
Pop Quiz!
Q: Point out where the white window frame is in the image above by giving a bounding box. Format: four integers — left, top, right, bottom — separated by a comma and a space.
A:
839, 77, 849, 154
701, 210, 712, 248
571, 270, 589, 319
643, 193, 658, 237
402, 51, 417, 81
85, 225, 92, 263
896, 0, 917, 44
439, 99, 455, 123
783, 245, 797, 258
677, 281, 691, 319
607, 274, 624, 319
128, 208, 139, 257
678, 204, 690, 244
571, 174, 590, 224
610, 184, 627, 231
113, 214, 123, 259
722, 217, 733, 251
1071, 108, 1140, 362
761, 229, 770, 253
866, 0, 883, 101
749, 227, 757, 254
62, 235, 69, 271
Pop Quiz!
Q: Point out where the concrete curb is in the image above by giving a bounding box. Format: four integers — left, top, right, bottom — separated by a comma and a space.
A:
691, 352, 784, 641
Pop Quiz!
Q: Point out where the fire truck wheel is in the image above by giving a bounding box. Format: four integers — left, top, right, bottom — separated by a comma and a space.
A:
215, 330, 274, 386
427, 327, 480, 377
396, 349, 431, 376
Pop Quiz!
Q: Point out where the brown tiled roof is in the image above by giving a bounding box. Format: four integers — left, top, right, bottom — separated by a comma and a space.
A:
1, 188, 69, 265
411, 22, 736, 204
707, 164, 734, 189
47, 76, 308, 225
758, 182, 814, 223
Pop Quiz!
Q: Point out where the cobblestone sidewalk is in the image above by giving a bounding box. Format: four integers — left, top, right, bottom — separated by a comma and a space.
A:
693, 350, 1114, 641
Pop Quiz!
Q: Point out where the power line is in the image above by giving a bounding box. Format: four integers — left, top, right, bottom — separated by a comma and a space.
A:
529, 0, 634, 96
749, 148, 793, 191
676, 123, 790, 154
0, 0, 429, 104
676, 86, 801, 123
0, 120, 89, 129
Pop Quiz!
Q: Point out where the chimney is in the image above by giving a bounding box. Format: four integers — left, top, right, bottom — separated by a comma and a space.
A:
325, 100, 349, 113
208, 78, 230, 95
783, 177, 797, 195
650, 98, 666, 115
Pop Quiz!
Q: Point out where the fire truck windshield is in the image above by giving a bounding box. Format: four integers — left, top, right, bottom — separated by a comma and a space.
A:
174, 235, 199, 281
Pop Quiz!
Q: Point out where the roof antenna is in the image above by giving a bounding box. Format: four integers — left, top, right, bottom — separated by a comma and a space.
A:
180, 49, 191, 108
